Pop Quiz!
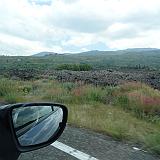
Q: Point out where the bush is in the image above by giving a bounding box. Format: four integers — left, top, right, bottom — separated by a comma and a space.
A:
56, 64, 92, 71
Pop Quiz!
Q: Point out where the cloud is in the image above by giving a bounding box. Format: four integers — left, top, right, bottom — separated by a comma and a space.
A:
0, 0, 160, 55
29, 0, 52, 5
0, 32, 63, 55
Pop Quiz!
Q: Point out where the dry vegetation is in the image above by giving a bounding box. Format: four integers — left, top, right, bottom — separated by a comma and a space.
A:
0, 78, 160, 154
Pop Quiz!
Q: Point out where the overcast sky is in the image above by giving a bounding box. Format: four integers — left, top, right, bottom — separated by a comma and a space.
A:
0, 0, 160, 55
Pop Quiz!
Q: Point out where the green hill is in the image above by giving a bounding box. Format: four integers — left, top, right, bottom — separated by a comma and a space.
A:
0, 48, 160, 72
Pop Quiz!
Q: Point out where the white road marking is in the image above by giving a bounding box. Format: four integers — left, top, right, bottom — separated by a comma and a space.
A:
51, 141, 99, 160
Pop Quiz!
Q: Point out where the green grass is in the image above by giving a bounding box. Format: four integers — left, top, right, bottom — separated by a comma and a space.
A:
68, 103, 160, 141
115, 82, 160, 119
0, 78, 160, 154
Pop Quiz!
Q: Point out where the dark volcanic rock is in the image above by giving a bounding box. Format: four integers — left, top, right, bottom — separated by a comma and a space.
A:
45, 70, 160, 89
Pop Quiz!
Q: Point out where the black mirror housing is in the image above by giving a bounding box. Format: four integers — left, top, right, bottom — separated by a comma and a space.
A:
0, 102, 68, 157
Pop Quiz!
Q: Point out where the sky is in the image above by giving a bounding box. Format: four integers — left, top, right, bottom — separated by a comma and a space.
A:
0, 0, 160, 56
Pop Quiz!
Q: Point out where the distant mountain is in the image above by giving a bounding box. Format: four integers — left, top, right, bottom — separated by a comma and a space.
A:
70, 48, 160, 56
122, 48, 160, 52
32, 50, 115, 57
1, 48, 160, 72
32, 52, 58, 57
74, 50, 115, 56
32, 48, 160, 57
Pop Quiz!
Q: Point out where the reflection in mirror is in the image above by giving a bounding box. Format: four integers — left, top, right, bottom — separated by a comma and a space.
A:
12, 105, 63, 146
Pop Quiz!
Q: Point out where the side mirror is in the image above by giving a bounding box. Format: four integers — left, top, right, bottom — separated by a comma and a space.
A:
9, 103, 68, 152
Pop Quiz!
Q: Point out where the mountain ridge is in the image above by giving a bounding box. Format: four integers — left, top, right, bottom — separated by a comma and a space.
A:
32, 48, 160, 57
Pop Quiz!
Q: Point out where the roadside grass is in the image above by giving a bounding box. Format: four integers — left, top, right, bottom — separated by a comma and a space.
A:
0, 78, 160, 154
68, 103, 160, 154
115, 82, 160, 121
0, 78, 25, 103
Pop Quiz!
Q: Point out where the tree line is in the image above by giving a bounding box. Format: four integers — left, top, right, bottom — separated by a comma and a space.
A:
56, 64, 92, 71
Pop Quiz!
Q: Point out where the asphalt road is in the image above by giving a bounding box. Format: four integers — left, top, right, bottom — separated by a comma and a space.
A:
19, 126, 160, 160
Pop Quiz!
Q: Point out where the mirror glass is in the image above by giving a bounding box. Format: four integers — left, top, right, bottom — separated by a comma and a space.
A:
12, 105, 63, 146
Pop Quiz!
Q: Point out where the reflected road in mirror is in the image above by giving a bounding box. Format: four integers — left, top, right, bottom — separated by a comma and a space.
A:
12, 105, 63, 146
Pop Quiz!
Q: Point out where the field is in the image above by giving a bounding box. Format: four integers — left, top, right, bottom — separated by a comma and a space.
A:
0, 78, 160, 154
0, 50, 160, 89
0, 50, 160, 155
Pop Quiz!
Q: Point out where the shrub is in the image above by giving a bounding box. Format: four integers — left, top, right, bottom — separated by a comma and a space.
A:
56, 64, 92, 71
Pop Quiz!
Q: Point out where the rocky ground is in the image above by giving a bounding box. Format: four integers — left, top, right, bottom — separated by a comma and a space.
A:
1, 69, 160, 89
44, 70, 160, 89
